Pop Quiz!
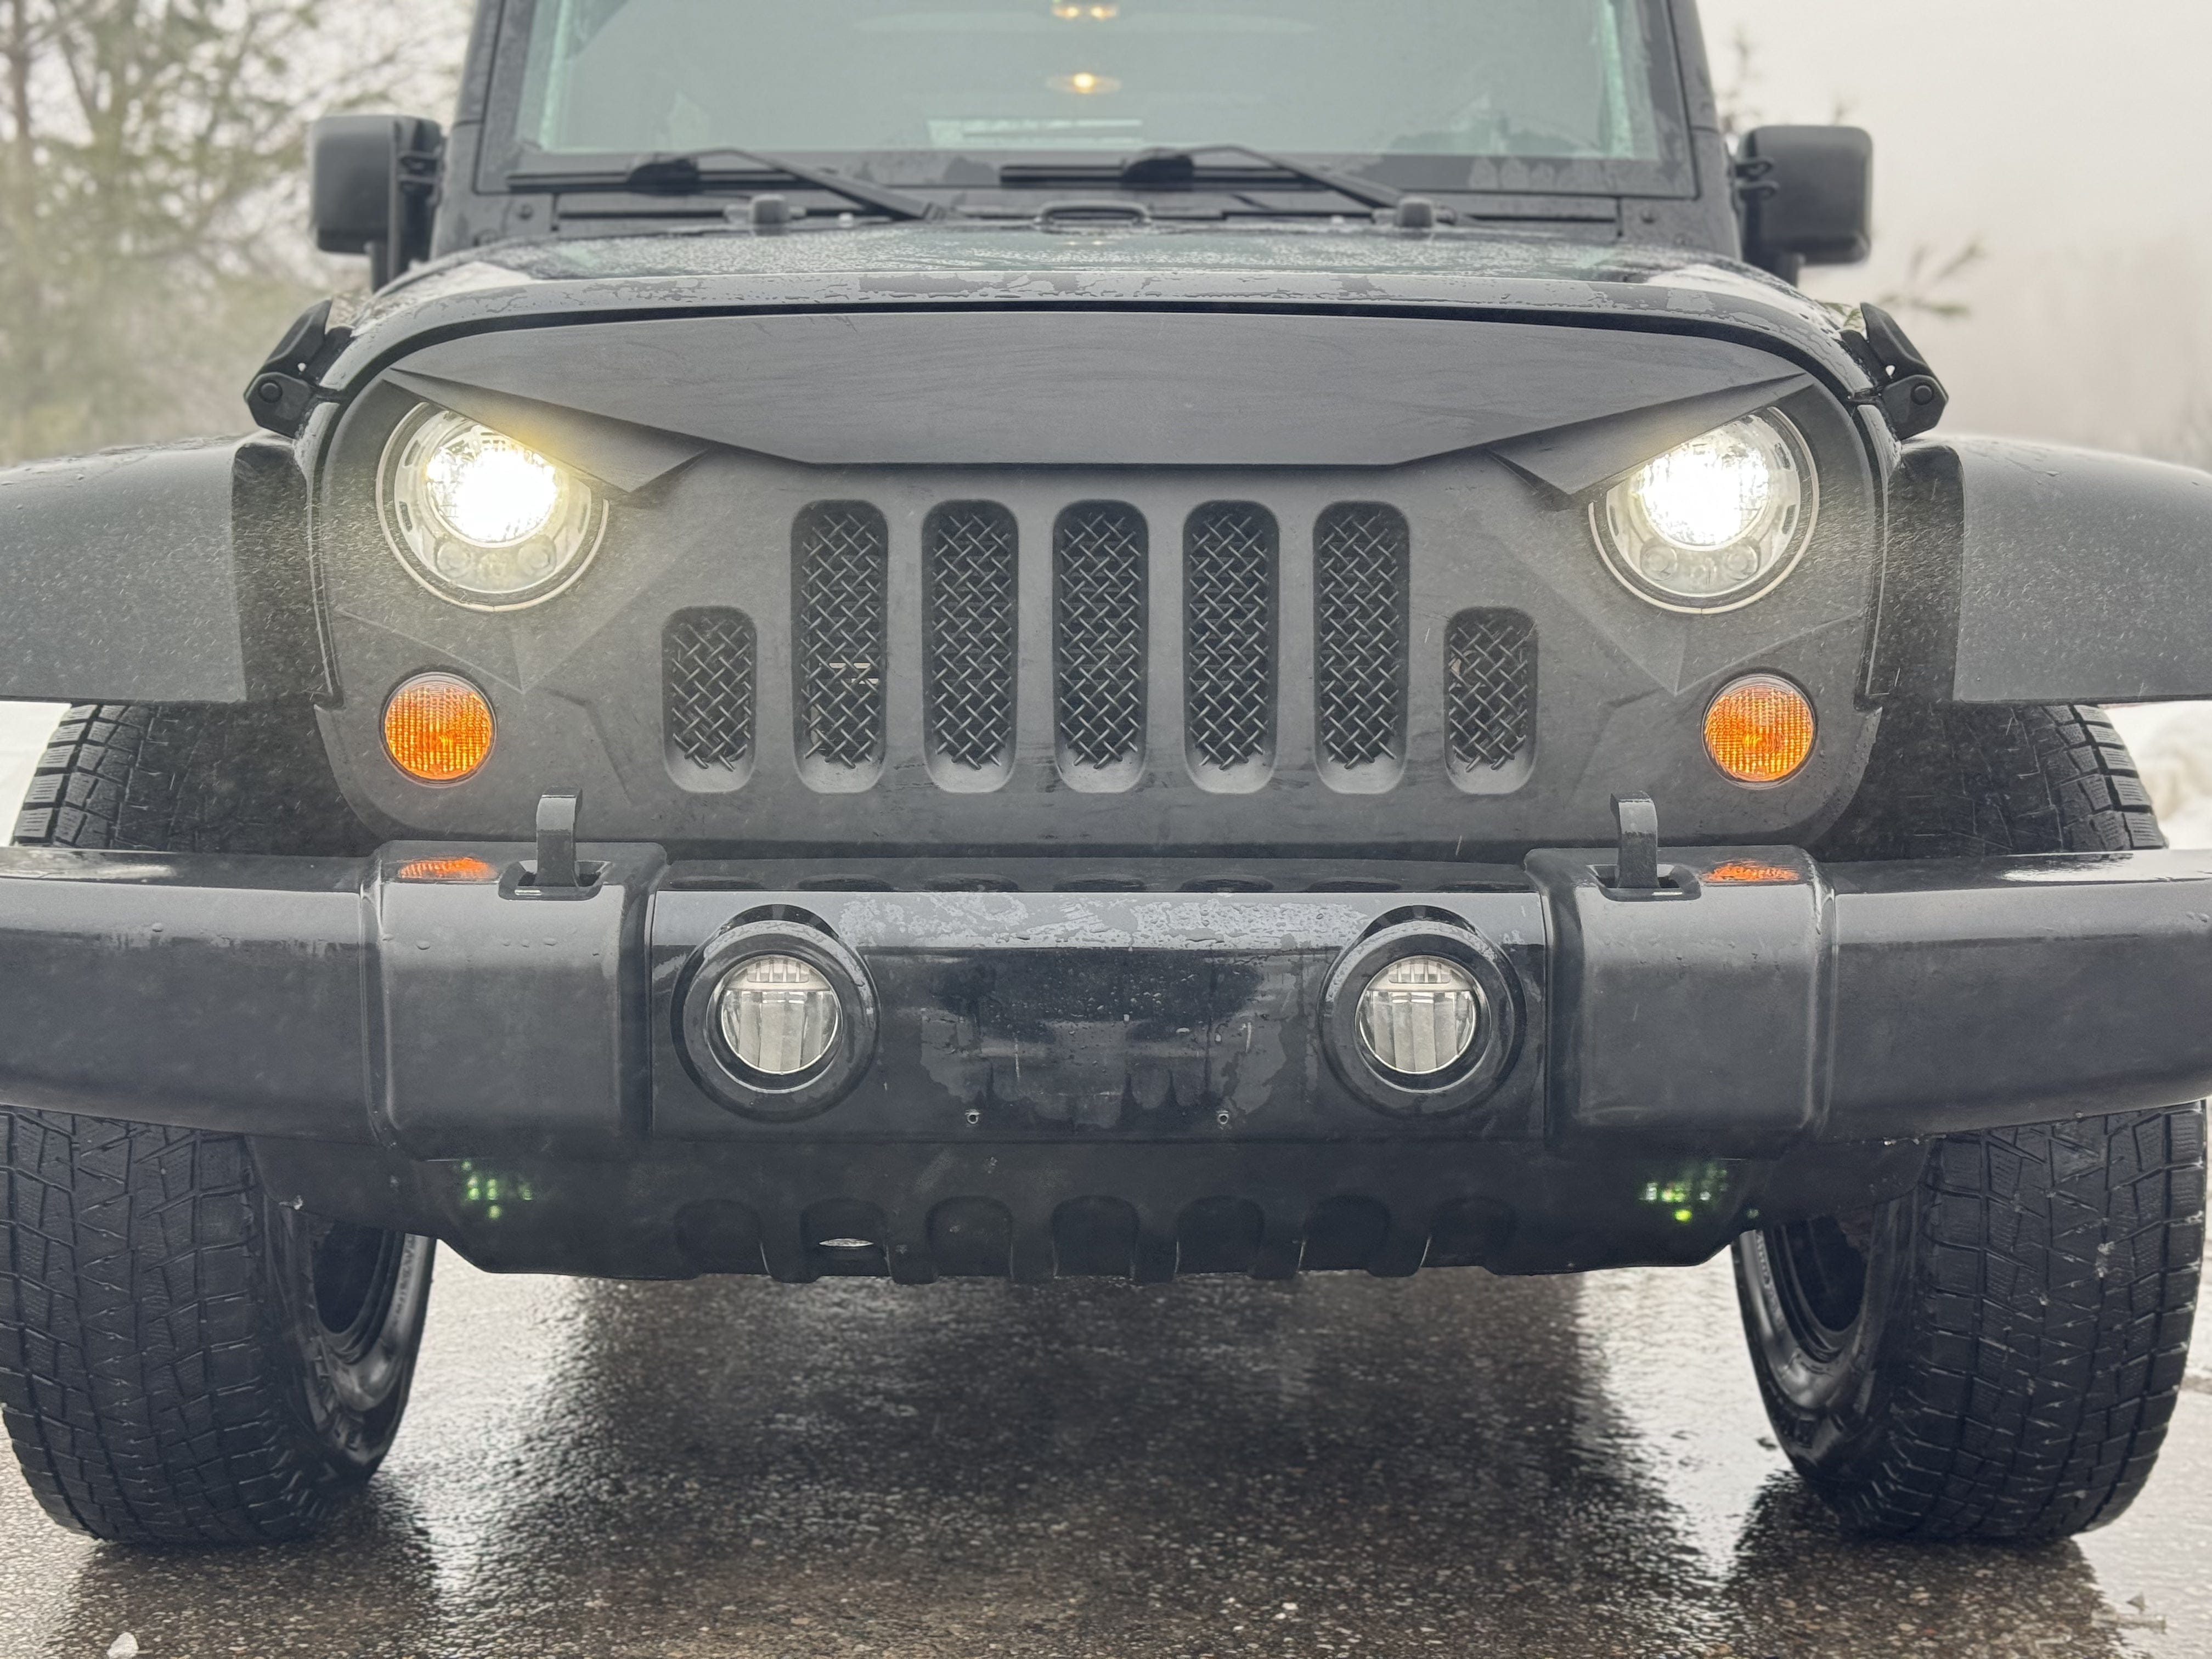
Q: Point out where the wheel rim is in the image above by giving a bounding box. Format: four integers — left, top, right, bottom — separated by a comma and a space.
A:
1737, 1215, 1873, 1411
295, 1220, 435, 1418
1766, 1217, 1868, 1363
311, 1222, 408, 1363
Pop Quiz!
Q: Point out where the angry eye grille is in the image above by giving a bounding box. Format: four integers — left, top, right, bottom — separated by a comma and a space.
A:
662, 498, 1539, 802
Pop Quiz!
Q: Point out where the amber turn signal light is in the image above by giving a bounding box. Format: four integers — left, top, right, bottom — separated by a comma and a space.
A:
1704, 674, 1815, 786
394, 855, 500, 883
383, 673, 494, 783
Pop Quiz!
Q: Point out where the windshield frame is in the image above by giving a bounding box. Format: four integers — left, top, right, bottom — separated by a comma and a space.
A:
472, 0, 1704, 205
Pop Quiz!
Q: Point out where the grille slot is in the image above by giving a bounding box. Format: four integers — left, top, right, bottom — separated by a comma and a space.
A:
1183, 503, 1278, 780
1054, 502, 1149, 782
663, 608, 757, 779
1447, 610, 1538, 786
1313, 504, 1410, 780
793, 501, 889, 781
924, 503, 1019, 783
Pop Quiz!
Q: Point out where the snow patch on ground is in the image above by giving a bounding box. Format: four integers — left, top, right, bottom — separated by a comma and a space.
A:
0, 704, 64, 833
2108, 704, 2212, 848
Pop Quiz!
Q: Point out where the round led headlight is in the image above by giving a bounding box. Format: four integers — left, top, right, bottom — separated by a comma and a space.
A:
378, 405, 606, 610
1594, 410, 1816, 612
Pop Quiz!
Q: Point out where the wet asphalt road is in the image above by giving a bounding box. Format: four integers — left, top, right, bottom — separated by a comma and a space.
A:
2, 1254, 2207, 1659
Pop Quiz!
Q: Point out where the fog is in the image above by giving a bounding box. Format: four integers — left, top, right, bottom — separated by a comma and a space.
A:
1703, 0, 2212, 461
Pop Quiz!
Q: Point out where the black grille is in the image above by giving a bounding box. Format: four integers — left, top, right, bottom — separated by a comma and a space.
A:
1054, 503, 1149, 773
1447, 610, 1537, 775
663, 608, 757, 771
1313, 504, 1410, 771
925, 503, 1019, 775
794, 502, 889, 772
1184, 504, 1277, 773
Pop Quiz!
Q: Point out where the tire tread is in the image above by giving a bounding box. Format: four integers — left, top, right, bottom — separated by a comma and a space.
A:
0, 1109, 334, 1543
13, 701, 368, 855
1829, 1109, 2205, 1538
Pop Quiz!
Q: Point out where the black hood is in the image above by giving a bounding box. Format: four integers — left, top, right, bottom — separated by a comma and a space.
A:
325, 222, 1875, 399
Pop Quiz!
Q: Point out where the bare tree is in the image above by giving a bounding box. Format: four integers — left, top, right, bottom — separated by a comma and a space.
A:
1870, 237, 1988, 324
1713, 26, 1762, 139
0, 0, 461, 464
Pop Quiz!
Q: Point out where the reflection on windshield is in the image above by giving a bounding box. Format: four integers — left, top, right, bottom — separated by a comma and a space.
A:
518, 0, 1665, 163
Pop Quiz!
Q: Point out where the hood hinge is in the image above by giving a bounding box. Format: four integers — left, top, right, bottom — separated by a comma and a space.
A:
246, 299, 352, 439
1841, 303, 1949, 441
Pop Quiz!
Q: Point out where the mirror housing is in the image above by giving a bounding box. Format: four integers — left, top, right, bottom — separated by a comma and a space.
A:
310, 114, 444, 289
1737, 126, 1873, 285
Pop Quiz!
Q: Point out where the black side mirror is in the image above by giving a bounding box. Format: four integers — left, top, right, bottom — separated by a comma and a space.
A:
310, 114, 444, 289
1736, 126, 1873, 285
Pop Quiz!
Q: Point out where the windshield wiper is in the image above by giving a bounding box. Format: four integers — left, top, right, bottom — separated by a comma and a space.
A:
516, 147, 949, 222
1116, 144, 1404, 212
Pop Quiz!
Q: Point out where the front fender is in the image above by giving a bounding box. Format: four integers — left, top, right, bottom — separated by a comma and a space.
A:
0, 436, 324, 703
1873, 436, 2212, 704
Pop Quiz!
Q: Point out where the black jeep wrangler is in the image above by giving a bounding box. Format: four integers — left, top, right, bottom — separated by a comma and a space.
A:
2, 0, 2209, 1550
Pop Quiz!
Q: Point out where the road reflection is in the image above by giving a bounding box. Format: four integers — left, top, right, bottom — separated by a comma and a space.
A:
12, 1257, 2196, 1658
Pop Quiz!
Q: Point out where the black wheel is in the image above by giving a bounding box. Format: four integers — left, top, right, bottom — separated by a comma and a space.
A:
1738, 703, 2204, 1541
2, 702, 429, 1544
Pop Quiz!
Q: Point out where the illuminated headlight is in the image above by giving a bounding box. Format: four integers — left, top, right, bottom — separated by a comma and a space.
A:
1594, 411, 1816, 612
717, 955, 844, 1078
379, 405, 605, 610
1357, 956, 1480, 1078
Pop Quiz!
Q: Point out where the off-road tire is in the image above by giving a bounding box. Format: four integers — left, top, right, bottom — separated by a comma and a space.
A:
1, 1111, 433, 1544
13, 701, 371, 854
1741, 702, 2204, 1541
1814, 702, 2163, 862
3, 701, 428, 1545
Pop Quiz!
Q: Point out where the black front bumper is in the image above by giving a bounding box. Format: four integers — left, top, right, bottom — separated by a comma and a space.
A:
2, 844, 2208, 1279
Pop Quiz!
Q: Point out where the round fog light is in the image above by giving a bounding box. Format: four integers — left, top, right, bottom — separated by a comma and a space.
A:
1357, 955, 1480, 1077
718, 955, 843, 1077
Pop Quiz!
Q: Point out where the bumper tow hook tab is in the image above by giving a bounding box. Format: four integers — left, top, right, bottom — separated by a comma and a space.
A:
534, 791, 582, 890
1611, 793, 1661, 891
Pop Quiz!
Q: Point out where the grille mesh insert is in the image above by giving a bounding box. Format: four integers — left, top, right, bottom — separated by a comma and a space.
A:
794, 502, 889, 772
924, 503, 1019, 774
663, 608, 757, 771
1184, 504, 1278, 772
1313, 504, 1410, 771
1054, 503, 1149, 772
1447, 610, 1537, 775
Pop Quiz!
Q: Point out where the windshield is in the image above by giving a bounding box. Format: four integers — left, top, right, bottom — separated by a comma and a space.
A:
510, 0, 1674, 169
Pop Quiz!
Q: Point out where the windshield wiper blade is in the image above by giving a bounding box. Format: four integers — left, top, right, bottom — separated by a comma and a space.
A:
1117, 144, 1403, 212
523, 147, 949, 221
